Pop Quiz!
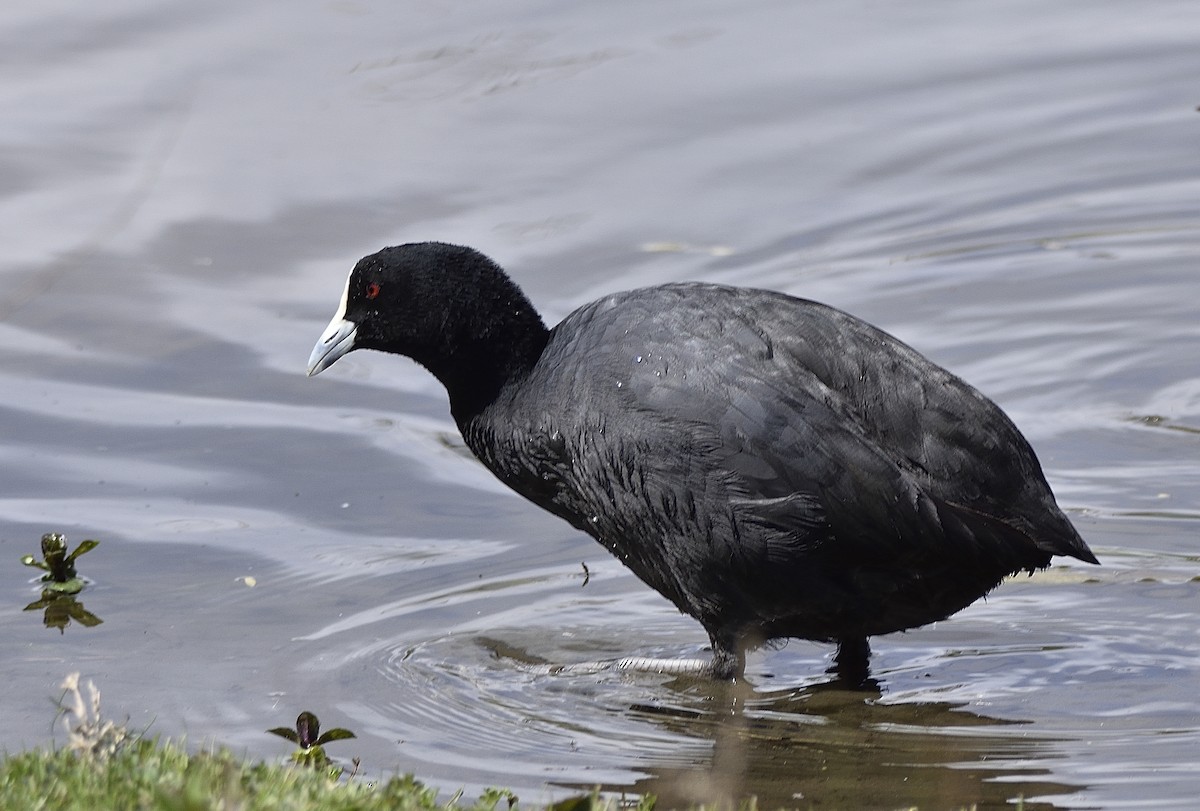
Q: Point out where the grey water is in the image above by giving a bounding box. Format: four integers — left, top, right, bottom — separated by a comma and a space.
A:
1, 1, 1198, 808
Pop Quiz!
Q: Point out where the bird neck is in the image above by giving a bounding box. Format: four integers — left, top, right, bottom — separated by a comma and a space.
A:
433, 298, 550, 426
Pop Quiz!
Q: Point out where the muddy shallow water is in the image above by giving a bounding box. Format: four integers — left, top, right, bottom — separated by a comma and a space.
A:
2, 1, 1198, 808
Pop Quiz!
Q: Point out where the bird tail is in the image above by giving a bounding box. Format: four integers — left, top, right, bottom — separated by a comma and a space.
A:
1034, 511, 1099, 565
935, 498, 1098, 571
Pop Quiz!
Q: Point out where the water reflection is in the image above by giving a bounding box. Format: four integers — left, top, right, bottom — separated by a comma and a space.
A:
23, 591, 103, 633
594, 678, 1080, 810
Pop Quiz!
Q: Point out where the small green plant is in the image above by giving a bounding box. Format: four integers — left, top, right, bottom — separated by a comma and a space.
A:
267, 711, 356, 769
21, 533, 99, 594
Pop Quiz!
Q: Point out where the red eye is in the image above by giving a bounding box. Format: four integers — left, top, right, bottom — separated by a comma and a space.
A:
365, 282, 381, 300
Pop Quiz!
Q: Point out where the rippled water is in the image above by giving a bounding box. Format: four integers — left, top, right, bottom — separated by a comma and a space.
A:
2, 1, 1198, 808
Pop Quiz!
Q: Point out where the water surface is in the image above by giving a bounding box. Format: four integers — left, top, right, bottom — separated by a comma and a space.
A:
2, 1, 1198, 808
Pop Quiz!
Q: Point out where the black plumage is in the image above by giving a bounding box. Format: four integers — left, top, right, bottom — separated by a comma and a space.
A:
307, 242, 1097, 680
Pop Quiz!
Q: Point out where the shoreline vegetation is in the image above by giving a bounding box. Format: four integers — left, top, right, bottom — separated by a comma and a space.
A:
0, 672, 655, 811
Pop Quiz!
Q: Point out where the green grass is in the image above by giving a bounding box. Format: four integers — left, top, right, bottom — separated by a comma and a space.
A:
0, 738, 537, 811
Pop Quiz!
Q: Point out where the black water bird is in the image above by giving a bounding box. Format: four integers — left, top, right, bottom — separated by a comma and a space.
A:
307, 242, 1097, 680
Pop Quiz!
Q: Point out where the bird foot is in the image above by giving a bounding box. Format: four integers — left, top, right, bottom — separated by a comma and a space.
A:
534, 656, 715, 676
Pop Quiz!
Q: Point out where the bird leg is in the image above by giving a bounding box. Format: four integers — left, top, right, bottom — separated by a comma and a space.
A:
707, 631, 747, 680
830, 636, 872, 686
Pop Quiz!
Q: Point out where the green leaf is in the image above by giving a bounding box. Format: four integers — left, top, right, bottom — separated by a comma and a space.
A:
66, 539, 100, 563
290, 745, 331, 768
40, 578, 85, 595
314, 728, 356, 745
20, 555, 50, 572
266, 727, 300, 744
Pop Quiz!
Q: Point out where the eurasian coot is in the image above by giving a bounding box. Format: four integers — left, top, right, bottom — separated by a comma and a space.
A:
307, 242, 1097, 680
